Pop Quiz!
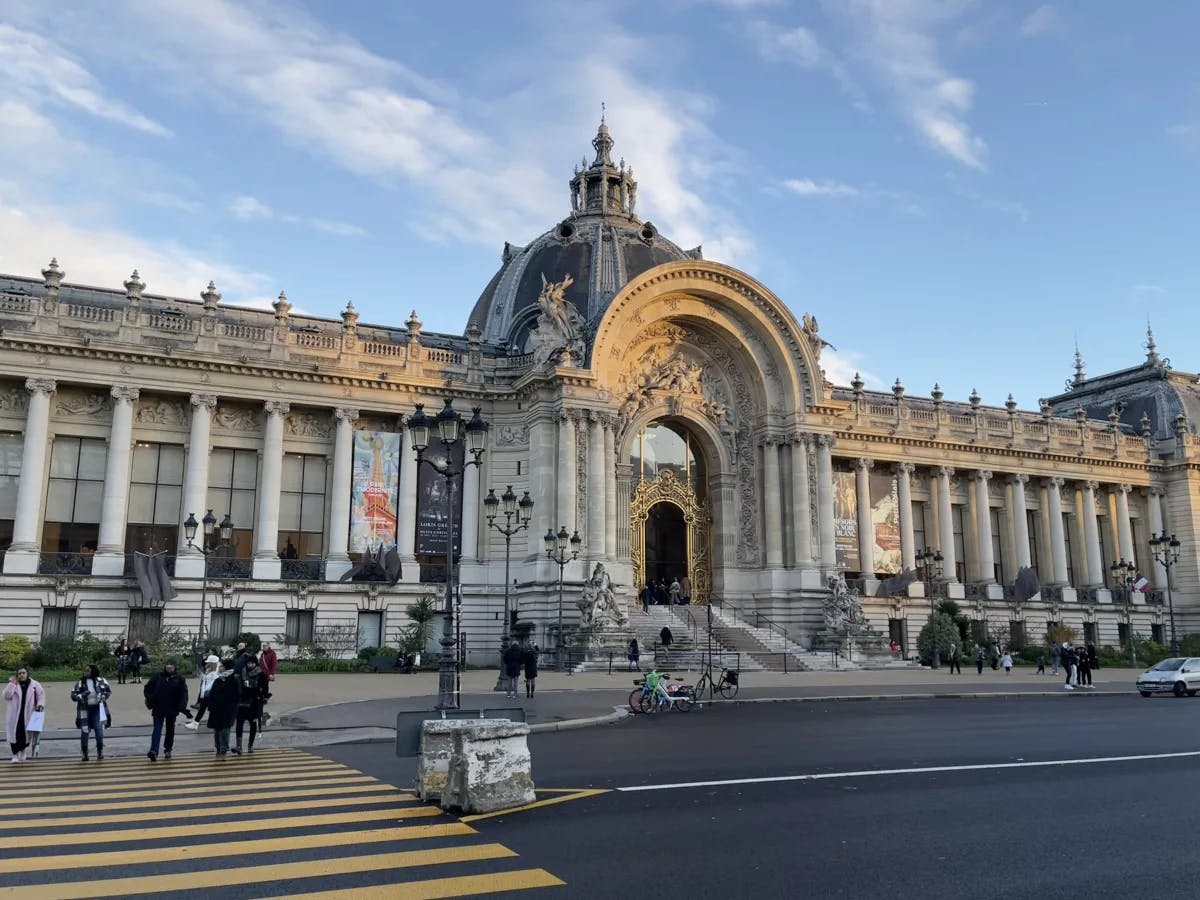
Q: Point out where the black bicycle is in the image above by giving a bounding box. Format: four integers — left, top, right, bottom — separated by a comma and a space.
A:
693, 666, 739, 701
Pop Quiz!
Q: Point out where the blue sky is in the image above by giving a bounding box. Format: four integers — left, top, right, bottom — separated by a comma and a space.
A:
1, 0, 1197, 408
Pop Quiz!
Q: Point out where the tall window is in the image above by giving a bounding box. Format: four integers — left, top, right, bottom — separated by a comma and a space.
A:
989, 508, 1004, 582
207, 449, 257, 557
209, 609, 241, 645
951, 504, 966, 582
1026, 510, 1040, 574
912, 503, 928, 555
285, 610, 315, 645
41, 608, 77, 640
1062, 513, 1075, 586
279, 454, 326, 559
43, 437, 106, 554
126, 443, 184, 556
630, 422, 705, 497
0, 433, 21, 557
128, 609, 163, 643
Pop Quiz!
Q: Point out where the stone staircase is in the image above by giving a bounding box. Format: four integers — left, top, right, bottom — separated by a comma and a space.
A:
708, 606, 857, 671
622, 605, 758, 672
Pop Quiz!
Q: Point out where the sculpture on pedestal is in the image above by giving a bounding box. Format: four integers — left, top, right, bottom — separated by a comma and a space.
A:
530, 273, 586, 368
823, 573, 871, 639
578, 562, 627, 628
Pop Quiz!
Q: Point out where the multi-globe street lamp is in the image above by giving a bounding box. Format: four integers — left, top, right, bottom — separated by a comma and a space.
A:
1149, 532, 1183, 655
1109, 558, 1141, 667
915, 547, 944, 609
183, 509, 233, 669
484, 485, 534, 691
407, 399, 489, 710
544, 525, 582, 670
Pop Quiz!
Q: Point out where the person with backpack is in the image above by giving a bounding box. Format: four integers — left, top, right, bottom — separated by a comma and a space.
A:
627, 637, 641, 672
502, 642, 524, 700
143, 659, 189, 761
70, 664, 111, 761
233, 656, 269, 754
660, 625, 673, 655
185, 655, 220, 730
207, 659, 240, 757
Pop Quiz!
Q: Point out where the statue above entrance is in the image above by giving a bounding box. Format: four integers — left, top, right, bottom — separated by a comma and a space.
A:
530, 272, 587, 368
615, 335, 732, 433
822, 572, 871, 638
578, 562, 627, 629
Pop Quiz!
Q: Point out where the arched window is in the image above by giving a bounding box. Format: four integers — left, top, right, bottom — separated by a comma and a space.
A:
629, 421, 705, 499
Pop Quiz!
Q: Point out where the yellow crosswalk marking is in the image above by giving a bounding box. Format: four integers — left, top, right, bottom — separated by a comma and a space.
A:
264, 868, 567, 899
1, 752, 317, 780
3, 844, 517, 900
0, 823, 478, 874
0, 770, 372, 800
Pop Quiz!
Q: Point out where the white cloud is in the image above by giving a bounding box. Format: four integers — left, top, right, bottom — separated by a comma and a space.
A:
227, 194, 365, 237
229, 195, 274, 221
747, 20, 867, 107
1020, 4, 1063, 38
821, 348, 883, 389
782, 178, 860, 198
832, 1, 988, 170
0, 24, 170, 137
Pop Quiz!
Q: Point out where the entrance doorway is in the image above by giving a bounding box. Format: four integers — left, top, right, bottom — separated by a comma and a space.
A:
645, 502, 687, 587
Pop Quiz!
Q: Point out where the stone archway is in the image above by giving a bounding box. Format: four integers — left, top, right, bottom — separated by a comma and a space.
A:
630, 468, 712, 604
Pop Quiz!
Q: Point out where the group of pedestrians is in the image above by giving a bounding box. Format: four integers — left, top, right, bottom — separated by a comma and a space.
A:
111, 636, 150, 684
1056, 642, 1098, 690
501, 642, 539, 699
639, 576, 692, 611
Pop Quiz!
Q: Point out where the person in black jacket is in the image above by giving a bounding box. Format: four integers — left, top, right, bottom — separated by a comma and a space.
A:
502, 642, 524, 700
523, 643, 540, 698
129, 641, 150, 683
143, 660, 189, 761
233, 656, 269, 754
207, 659, 240, 757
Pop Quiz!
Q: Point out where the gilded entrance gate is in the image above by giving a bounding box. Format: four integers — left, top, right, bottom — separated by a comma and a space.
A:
630, 468, 712, 604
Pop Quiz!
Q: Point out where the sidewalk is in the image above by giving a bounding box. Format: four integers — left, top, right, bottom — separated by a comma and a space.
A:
24, 665, 1141, 759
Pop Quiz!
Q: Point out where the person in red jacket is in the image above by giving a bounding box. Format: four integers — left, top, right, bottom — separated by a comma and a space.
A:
259, 643, 278, 682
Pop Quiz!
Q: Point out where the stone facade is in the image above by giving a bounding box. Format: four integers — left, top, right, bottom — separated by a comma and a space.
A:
0, 125, 1197, 660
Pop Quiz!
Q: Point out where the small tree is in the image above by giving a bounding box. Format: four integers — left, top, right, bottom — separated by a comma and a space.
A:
935, 600, 972, 646
403, 595, 439, 655
1045, 623, 1078, 648
917, 613, 961, 665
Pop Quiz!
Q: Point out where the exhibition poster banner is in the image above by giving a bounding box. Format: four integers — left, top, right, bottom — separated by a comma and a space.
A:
833, 470, 859, 572
869, 472, 902, 575
416, 440, 464, 556
350, 431, 400, 553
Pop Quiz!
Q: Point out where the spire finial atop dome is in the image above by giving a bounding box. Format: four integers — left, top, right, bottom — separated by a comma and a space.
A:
1145, 318, 1160, 365
1072, 339, 1086, 386
592, 114, 614, 167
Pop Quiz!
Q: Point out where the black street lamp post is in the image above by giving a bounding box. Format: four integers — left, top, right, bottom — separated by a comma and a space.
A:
407, 399, 489, 711
544, 525, 582, 670
1149, 532, 1183, 655
1109, 558, 1139, 667
915, 547, 944, 667
183, 509, 233, 670
484, 485, 534, 691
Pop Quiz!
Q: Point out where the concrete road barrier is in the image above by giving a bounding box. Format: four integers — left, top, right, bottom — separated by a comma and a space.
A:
438, 719, 536, 814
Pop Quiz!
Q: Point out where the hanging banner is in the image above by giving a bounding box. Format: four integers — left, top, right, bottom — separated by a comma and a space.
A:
869, 472, 902, 575
349, 431, 400, 553
416, 441, 464, 557
833, 470, 859, 572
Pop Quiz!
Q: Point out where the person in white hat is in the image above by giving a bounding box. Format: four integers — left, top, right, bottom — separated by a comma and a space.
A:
185, 655, 221, 730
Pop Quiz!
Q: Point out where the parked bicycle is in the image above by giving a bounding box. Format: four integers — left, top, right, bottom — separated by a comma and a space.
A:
630, 670, 695, 714
693, 666, 739, 701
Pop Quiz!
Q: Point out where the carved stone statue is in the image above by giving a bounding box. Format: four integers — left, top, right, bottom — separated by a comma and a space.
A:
530, 273, 586, 368
801, 312, 835, 361
823, 573, 870, 638
578, 562, 627, 628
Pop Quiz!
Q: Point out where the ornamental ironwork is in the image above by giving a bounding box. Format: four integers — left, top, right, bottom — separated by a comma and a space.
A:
629, 467, 711, 605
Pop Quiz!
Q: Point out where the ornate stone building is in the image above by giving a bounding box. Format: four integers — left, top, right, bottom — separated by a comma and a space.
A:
1, 122, 1197, 658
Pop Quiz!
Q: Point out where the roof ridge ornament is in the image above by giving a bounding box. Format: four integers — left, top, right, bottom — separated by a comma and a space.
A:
1072, 339, 1086, 388
1145, 318, 1160, 365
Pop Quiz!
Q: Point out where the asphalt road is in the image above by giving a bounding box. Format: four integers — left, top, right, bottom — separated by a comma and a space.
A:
319, 694, 1200, 900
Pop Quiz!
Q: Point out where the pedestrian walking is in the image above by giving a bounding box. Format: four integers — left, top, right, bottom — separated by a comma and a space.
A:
1077, 648, 1093, 688
233, 656, 268, 754
129, 641, 150, 683
207, 659, 240, 757
70, 664, 111, 761
669, 577, 682, 605
1001, 651, 1013, 674
680, 574, 692, 605
989, 644, 1000, 671
143, 659, 189, 761
502, 642, 524, 700
5, 667, 46, 763
640, 584, 652, 612
975, 646, 985, 675
523, 643, 539, 699
1050, 643, 1060, 676
1036, 653, 1046, 675
259, 643, 278, 683
1086, 643, 1099, 680
233, 642, 251, 676
186, 655, 220, 730
948, 643, 962, 674
627, 637, 641, 672
1063, 643, 1077, 690
113, 636, 131, 685
660, 625, 673, 655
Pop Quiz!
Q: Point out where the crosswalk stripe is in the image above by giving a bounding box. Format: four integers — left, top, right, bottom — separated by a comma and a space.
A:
1, 843, 519, 900
0, 792, 427, 830
0, 752, 314, 780
10, 807, 434, 848
261, 868, 567, 899
4, 781, 396, 816
0, 768, 365, 798
0, 823, 479, 874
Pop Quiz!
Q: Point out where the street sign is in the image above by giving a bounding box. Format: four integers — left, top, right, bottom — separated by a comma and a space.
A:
394, 707, 527, 757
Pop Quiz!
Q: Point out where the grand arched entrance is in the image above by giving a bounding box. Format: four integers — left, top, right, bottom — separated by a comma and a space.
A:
629, 421, 712, 603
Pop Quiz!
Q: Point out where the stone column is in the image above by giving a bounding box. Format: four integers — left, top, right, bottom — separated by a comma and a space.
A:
896, 462, 916, 571
1046, 477, 1068, 586
763, 441, 784, 567
3, 378, 56, 574
1148, 488, 1167, 587
398, 420, 419, 580
936, 467, 958, 582
252, 400, 289, 579
854, 458, 873, 574
527, 417, 556, 558
791, 436, 813, 566
586, 412, 605, 558
324, 408, 358, 581
974, 470, 995, 583
604, 419, 617, 559
1081, 481, 1104, 587
815, 436, 836, 569
174, 393, 216, 579
556, 411, 575, 533
1008, 474, 1031, 570
92, 386, 140, 576
460, 452, 480, 562
1113, 484, 1136, 564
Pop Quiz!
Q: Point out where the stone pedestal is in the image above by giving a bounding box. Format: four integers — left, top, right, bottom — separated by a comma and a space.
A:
439, 719, 536, 814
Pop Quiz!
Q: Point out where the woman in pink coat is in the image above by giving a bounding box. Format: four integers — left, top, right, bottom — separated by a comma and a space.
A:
5, 667, 47, 763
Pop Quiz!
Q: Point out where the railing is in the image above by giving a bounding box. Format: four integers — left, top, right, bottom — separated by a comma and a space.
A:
362, 341, 405, 358
1144, 589, 1165, 606
497, 353, 534, 369
38, 552, 93, 576
671, 606, 700, 645
1077, 587, 1099, 603
650, 647, 742, 673
64, 303, 116, 323
147, 312, 195, 333
294, 331, 338, 349
964, 582, 989, 600
122, 554, 177, 577
754, 611, 790, 648
221, 323, 269, 342
0, 293, 34, 314
909, 409, 936, 423
426, 348, 464, 365
280, 557, 326, 582
205, 556, 253, 579
1043, 586, 1065, 603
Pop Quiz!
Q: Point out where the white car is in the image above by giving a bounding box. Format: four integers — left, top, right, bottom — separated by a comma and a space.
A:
1136, 657, 1200, 697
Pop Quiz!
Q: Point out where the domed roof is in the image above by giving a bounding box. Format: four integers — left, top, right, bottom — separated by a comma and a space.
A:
470, 121, 701, 349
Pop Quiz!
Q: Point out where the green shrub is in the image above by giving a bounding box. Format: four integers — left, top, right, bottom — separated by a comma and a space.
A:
357, 646, 398, 661
917, 613, 961, 665
276, 658, 367, 674
1179, 634, 1200, 657
1018, 645, 1047, 664
27, 636, 74, 668
71, 631, 110, 667
0, 634, 32, 670
232, 632, 262, 654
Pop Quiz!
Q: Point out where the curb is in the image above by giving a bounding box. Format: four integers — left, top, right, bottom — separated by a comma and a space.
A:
719, 690, 1131, 705
530, 706, 629, 733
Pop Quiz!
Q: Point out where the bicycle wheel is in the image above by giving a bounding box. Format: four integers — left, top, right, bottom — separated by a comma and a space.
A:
672, 690, 696, 713
628, 687, 645, 714
718, 678, 739, 700
693, 674, 712, 702
640, 692, 661, 714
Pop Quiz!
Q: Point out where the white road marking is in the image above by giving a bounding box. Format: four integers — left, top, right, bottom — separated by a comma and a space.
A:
616, 750, 1200, 792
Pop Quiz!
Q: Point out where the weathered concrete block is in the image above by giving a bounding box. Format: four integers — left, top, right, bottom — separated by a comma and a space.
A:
415, 720, 458, 802
439, 719, 536, 814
